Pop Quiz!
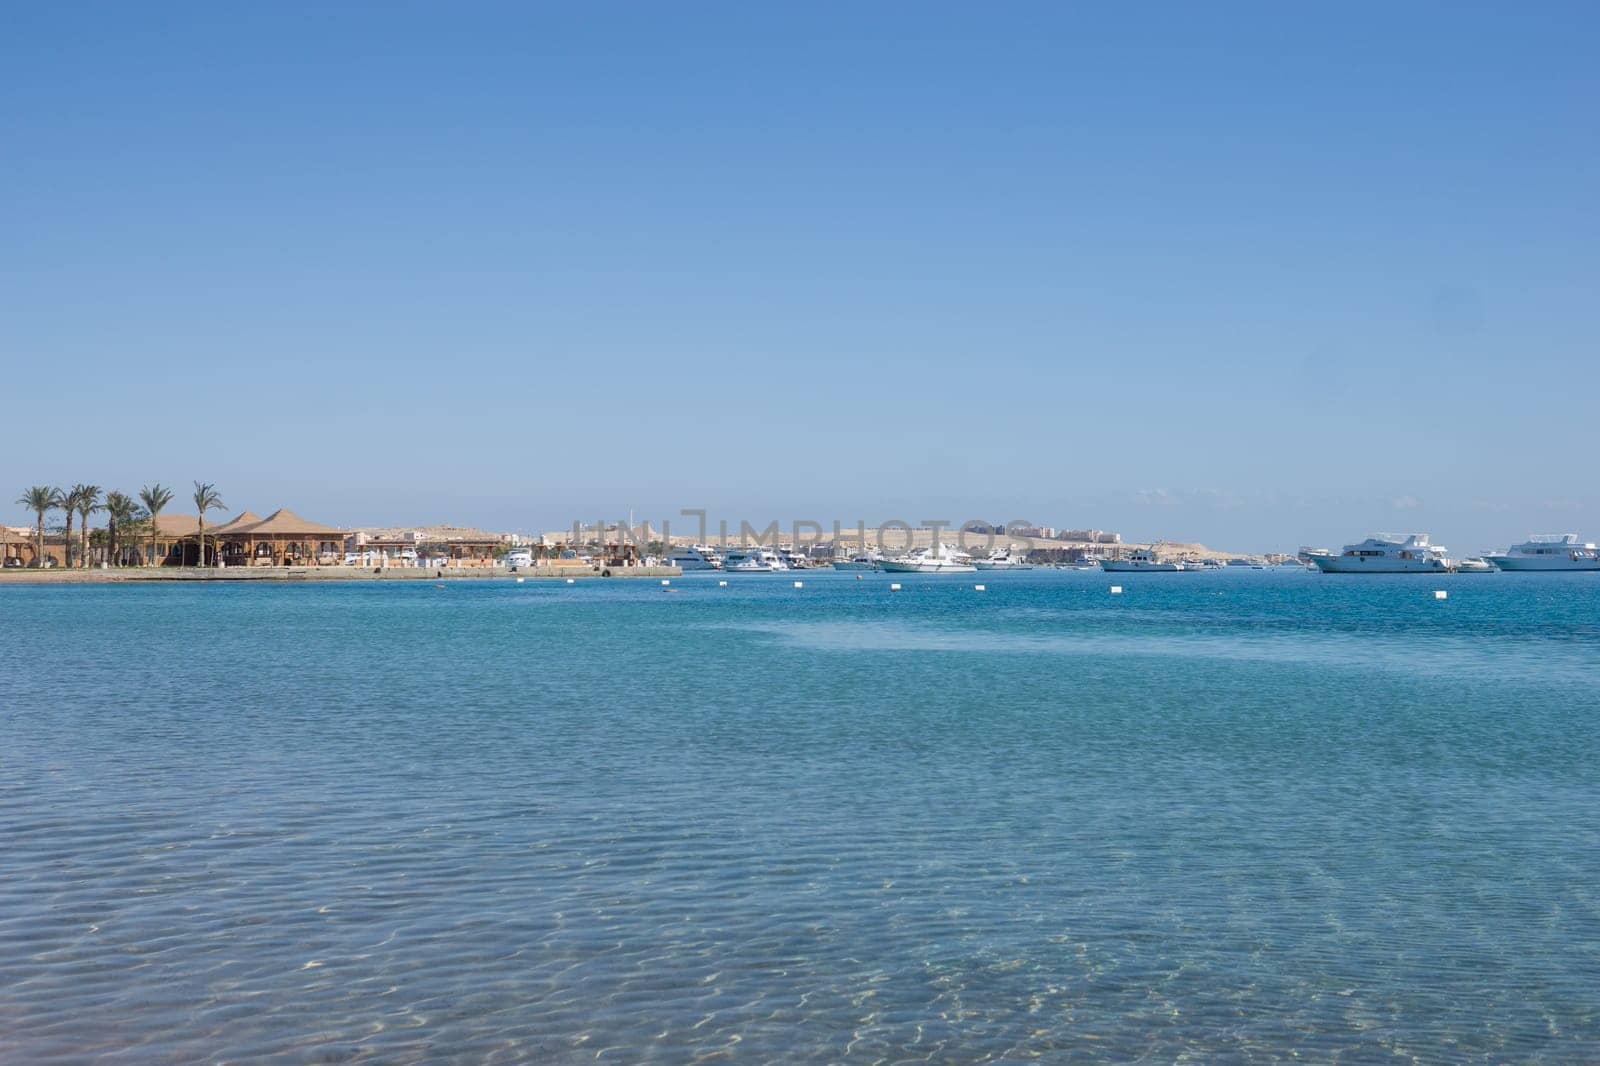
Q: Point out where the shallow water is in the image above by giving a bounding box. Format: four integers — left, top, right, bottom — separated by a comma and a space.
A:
3, 569, 1599, 1062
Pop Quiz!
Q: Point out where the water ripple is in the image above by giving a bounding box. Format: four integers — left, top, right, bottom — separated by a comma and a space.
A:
2, 574, 1599, 1061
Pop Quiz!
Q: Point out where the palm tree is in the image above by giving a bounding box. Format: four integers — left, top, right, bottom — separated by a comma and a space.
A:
57, 486, 80, 568
192, 482, 225, 567
103, 491, 137, 566
71, 484, 102, 568
16, 486, 58, 568
139, 483, 174, 567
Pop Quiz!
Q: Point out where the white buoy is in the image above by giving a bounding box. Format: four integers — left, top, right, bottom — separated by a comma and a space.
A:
661, 579, 670, 586
566, 578, 575, 585
974, 584, 986, 592
718, 579, 728, 587
890, 582, 902, 591
793, 580, 803, 589
516, 577, 525, 584
1435, 589, 1448, 600
1110, 585, 1123, 594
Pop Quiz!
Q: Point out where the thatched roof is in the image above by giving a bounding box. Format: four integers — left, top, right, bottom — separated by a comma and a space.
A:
151, 514, 201, 536
224, 508, 343, 537
208, 511, 263, 535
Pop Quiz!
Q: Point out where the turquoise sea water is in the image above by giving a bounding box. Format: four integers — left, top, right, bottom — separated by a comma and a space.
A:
3, 569, 1599, 1062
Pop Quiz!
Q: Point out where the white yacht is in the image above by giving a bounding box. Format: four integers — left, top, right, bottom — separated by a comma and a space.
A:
1455, 557, 1495, 573
666, 545, 722, 571
1101, 547, 1184, 572
1486, 534, 1600, 571
832, 552, 882, 571
972, 546, 1034, 571
1310, 533, 1452, 573
776, 547, 812, 570
723, 548, 787, 573
880, 542, 976, 573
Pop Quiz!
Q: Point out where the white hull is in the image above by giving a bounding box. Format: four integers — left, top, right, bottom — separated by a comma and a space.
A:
724, 564, 778, 573
972, 560, 1033, 571
670, 559, 720, 571
1101, 561, 1183, 572
1311, 556, 1449, 573
1488, 557, 1600, 571
880, 560, 976, 573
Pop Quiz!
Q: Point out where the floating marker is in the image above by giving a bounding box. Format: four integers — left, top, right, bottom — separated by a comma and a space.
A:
1435, 589, 1448, 600
515, 577, 525, 584
718, 579, 728, 587
890, 582, 902, 591
1110, 585, 1123, 594
566, 578, 575, 585
661, 579, 671, 586
974, 584, 986, 592
793, 580, 804, 589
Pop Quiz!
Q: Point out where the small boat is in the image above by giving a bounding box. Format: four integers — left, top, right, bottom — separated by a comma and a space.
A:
832, 552, 882, 571
723, 548, 787, 573
972, 547, 1034, 571
1310, 534, 1452, 573
1455, 557, 1495, 573
1101, 547, 1184, 572
880, 542, 976, 573
1485, 534, 1600, 572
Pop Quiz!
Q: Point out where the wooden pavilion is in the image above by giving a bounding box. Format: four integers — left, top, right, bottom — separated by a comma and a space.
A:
193, 508, 346, 566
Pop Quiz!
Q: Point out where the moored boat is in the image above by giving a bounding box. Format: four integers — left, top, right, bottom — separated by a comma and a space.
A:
1101, 547, 1184, 572
831, 552, 882, 571
880, 542, 976, 573
972, 547, 1034, 571
723, 548, 787, 573
1486, 534, 1600, 572
1310, 534, 1452, 573
667, 545, 722, 571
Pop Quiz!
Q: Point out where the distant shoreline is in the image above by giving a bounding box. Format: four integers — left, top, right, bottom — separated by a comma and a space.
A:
0, 565, 681, 584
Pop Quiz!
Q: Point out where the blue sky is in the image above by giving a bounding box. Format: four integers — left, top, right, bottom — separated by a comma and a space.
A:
4, 3, 1596, 551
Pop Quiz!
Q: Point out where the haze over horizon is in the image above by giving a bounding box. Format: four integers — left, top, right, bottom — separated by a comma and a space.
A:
5, 4, 1596, 554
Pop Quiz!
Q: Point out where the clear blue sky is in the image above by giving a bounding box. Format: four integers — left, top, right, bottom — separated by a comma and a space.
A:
4, 3, 1596, 552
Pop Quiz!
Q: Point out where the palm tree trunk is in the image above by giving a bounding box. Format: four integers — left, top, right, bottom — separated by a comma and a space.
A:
35, 515, 44, 567
197, 514, 205, 567
62, 513, 73, 568
80, 514, 90, 569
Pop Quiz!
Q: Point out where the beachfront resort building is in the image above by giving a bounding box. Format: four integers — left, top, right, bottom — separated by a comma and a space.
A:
1, 510, 349, 568
199, 509, 347, 567
6, 509, 540, 570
